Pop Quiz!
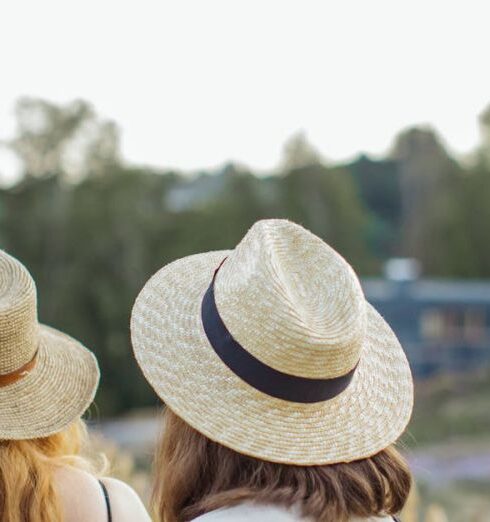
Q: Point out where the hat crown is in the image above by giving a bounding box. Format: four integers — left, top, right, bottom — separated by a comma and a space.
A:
215, 220, 367, 379
0, 251, 38, 374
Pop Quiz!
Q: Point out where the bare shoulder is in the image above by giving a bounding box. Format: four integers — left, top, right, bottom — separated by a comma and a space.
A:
100, 477, 152, 522
54, 467, 150, 522
54, 467, 107, 522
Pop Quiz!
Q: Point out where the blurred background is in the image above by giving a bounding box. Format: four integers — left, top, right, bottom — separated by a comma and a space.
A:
1, 1, 489, 520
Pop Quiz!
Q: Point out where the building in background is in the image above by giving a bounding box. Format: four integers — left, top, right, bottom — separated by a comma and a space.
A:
363, 259, 490, 377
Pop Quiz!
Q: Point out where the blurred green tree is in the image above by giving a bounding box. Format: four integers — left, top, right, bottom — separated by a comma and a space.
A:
277, 163, 376, 274
280, 132, 323, 171
345, 155, 400, 260
8, 97, 120, 180
1, 96, 490, 416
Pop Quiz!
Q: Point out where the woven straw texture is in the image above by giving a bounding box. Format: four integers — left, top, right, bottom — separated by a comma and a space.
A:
131, 220, 413, 465
0, 250, 99, 440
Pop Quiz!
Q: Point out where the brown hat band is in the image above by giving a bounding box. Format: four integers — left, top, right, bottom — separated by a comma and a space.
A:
0, 352, 38, 388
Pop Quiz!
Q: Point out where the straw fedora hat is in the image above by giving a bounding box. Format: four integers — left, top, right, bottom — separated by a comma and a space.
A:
131, 219, 413, 465
0, 250, 99, 440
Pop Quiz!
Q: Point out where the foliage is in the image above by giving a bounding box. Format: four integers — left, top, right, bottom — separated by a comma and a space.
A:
1, 98, 490, 415
406, 367, 490, 445
6, 98, 120, 180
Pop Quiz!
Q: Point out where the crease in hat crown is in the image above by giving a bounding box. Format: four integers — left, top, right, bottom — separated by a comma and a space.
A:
0, 251, 39, 374
213, 219, 367, 379
130, 218, 413, 464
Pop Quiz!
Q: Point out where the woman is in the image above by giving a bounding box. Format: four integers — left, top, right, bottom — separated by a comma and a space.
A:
0, 250, 150, 522
131, 219, 414, 522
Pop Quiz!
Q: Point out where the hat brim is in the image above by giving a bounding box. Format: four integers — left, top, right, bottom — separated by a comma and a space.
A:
131, 250, 413, 465
0, 325, 99, 440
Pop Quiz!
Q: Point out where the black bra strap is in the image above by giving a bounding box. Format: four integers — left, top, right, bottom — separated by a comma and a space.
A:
392, 517, 401, 522
99, 480, 113, 522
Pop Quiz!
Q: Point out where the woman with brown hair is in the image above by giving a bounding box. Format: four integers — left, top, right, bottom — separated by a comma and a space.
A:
131, 219, 414, 522
0, 250, 150, 522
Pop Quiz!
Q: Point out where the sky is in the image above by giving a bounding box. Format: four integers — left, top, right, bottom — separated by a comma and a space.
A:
1, 0, 489, 182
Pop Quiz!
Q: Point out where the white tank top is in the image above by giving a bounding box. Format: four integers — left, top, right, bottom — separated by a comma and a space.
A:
193, 502, 396, 521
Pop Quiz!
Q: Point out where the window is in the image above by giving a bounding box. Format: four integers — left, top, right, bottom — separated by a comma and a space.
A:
419, 307, 487, 342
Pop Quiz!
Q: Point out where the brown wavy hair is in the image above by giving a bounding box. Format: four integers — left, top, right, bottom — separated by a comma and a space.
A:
153, 408, 412, 522
0, 419, 101, 522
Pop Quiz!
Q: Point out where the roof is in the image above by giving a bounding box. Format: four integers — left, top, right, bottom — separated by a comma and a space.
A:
362, 279, 490, 304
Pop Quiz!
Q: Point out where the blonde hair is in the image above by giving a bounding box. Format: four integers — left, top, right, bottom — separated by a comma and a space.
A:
0, 419, 100, 522
153, 408, 412, 522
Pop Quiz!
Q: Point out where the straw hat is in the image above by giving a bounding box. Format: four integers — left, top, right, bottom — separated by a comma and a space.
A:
131, 219, 413, 465
0, 250, 99, 440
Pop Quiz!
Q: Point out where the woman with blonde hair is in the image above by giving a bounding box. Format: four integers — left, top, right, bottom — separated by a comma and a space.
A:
131, 219, 414, 522
0, 250, 150, 522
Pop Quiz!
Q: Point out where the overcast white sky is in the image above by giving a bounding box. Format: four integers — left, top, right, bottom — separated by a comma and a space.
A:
1, 0, 489, 181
